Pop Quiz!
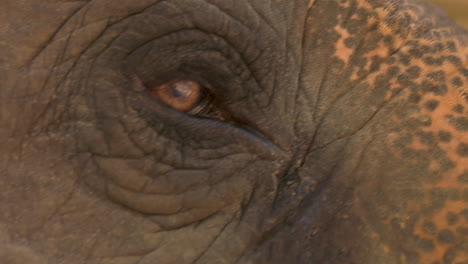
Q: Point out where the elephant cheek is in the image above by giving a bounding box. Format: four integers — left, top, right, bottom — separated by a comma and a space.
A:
0, 136, 79, 236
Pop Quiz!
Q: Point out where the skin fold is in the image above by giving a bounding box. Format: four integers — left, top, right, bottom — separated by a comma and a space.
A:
0, 0, 466, 263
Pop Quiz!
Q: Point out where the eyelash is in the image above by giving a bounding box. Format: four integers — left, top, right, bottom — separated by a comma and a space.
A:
187, 85, 232, 121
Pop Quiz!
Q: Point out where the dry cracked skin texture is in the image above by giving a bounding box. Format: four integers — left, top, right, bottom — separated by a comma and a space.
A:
0, 0, 467, 263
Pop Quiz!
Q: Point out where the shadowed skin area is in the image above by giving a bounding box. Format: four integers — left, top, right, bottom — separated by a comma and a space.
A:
0, 0, 466, 263
429, 0, 468, 28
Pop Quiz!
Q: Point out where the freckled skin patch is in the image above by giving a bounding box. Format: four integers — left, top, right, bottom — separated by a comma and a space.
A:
320, 0, 468, 263
446, 211, 458, 226
333, 25, 354, 65
452, 77, 463, 87
447, 116, 468, 131
453, 104, 464, 114
425, 100, 440, 111
457, 143, 468, 157
439, 131, 453, 143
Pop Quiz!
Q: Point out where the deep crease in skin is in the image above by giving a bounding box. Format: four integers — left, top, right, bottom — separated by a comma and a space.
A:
0, 0, 467, 263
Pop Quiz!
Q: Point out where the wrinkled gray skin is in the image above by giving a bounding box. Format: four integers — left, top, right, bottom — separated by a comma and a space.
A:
1, 0, 467, 263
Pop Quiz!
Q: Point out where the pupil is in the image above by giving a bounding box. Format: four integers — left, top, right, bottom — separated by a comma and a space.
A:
171, 83, 190, 98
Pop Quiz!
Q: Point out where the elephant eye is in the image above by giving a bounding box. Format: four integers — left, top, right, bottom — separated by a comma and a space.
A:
146, 78, 222, 118
147, 79, 203, 112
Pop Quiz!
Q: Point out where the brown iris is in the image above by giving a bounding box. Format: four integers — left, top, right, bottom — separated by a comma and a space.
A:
149, 80, 202, 112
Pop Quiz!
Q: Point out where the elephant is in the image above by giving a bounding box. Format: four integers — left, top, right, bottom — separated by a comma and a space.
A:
0, 0, 466, 263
